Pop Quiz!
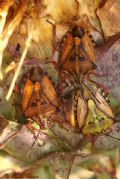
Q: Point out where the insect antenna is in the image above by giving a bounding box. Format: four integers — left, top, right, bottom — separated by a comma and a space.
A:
31, 128, 41, 149
87, 73, 109, 94
104, 133, 120, 142
27, 118, 43, 158
83, 82, 101, 104
49, 127, 73, 151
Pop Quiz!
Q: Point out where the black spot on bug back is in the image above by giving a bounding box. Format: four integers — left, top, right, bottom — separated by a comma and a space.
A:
79, 56, 86, 61
92, 62, 97, 69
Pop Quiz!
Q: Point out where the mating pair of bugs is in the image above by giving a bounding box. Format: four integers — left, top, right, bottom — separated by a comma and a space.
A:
21, 19, 114, 135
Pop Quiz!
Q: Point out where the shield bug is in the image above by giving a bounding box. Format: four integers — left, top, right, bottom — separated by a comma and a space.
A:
62, 82, 114, 134
58, 20, 96, 75
56, 19, 114, 134
15, 67, 62, 131
57, 19, 98, 98
57, 20, 96, 130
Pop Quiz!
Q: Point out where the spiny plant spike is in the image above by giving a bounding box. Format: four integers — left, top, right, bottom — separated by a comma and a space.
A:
6, 26, 34, 101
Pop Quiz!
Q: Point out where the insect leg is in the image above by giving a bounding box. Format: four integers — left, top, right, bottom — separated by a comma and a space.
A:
26, 120, 36, 138
87, 73, 109, 94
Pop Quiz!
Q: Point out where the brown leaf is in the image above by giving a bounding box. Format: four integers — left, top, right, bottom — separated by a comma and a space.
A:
97, 0, 120, 38
95, 34, 120, 105
50, 153, 74, 179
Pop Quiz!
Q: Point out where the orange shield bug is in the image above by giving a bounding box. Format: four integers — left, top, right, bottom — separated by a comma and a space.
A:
56, 19, 114, 133
20, 67, 61, 129
58, 21, 96, 77
57, 21, 97, 130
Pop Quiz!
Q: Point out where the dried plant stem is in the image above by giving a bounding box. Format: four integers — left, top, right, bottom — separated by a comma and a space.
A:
0, 1, 27, 79
0, 52, 3, 79
0, 12, 8, 80
6, 29, 34, 101
0, 10, 8, 33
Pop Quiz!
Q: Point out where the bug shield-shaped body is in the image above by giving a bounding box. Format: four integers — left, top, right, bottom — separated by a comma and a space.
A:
63, 84, 114, 134
58, 24, 96, 77
58, 22, 97, 101
21, 67, 61, 128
